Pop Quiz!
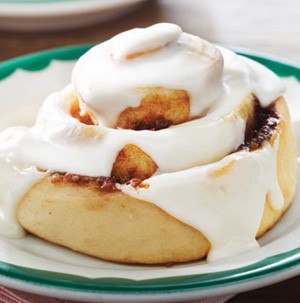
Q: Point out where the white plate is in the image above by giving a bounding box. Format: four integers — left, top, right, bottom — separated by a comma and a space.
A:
0, 45, 299, 302
0, 0, 148, 31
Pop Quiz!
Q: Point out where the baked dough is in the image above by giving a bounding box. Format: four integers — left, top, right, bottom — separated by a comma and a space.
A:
17, 97, 297, 264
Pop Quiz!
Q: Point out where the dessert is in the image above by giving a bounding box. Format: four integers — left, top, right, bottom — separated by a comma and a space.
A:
0, 23, 297, 264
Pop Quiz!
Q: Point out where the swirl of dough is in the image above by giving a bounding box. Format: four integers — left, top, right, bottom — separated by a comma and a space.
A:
0, 24, 284, 180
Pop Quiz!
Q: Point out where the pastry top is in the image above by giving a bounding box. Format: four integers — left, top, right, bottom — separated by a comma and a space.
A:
72, 23, 224, 127
0, 24, 294, 261
0, 24, 284, 177
72, 23, 283, 128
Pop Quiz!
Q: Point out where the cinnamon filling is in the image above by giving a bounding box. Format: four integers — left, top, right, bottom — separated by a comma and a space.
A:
49, 172, 146, 192
239, 100, 279, 151
70, 99, 95, 125
130, 116, 173, 131
50, 172, 119, 192
125, 47, 161, 60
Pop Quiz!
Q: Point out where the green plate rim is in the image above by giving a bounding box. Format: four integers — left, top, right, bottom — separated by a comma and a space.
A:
0, 247, 300, 294
0, 44, 299, 295
0, 43, 94, 81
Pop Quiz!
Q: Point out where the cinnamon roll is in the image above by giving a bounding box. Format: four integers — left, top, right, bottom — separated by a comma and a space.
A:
0, 23, 297, 264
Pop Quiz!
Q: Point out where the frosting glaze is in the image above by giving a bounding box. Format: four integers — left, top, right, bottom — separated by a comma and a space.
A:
0, 160, 44, 238
72, 23, 225, 128
120, 140, 283, 261
0, 23, 292, 261
0, 85, 245, 176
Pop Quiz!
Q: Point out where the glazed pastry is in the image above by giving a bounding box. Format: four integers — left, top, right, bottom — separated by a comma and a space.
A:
0, 24, 297, 264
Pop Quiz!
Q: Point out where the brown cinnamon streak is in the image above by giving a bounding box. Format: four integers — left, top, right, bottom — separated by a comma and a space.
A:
50, 172, 119, 192
49, 172, 144, 192
239, 99, 280, 151
132, 115, 172, 130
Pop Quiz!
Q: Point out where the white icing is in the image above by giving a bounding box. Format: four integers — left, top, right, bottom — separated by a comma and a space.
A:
241, 56, 285, 106
119, 140, 283, 261
0, 42, 284, 178
111, 23, 182, 61
0, 159, 45, 238
0, 24, 292, 260
72, 24, 224, 127
0, 86, 245, 176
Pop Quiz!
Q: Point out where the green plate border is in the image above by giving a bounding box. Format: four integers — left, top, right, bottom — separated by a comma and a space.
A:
0, 247, 300, 294
0, 44, 299, 295
0, 44, 93, 81
239, 51, 300, 81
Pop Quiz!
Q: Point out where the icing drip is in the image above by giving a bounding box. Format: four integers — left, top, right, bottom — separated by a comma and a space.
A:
0, 159, 45, 238
119, 140, 283, 261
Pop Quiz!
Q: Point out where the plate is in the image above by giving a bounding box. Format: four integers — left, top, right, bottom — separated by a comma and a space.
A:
0, 45, 299, 302
0, 0, 148, 31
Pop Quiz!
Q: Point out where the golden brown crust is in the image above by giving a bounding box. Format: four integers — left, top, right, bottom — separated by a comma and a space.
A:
17, 180, 209, 264
116, 87, 190, 130
111, 144, 158, 181
16, 97, 297, 264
